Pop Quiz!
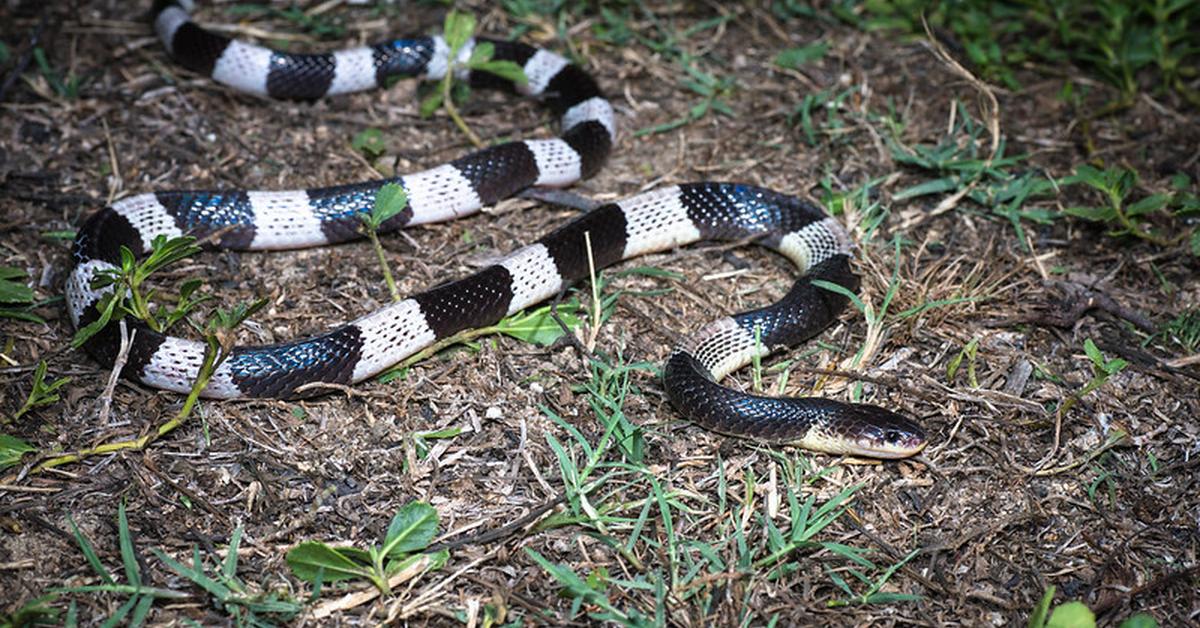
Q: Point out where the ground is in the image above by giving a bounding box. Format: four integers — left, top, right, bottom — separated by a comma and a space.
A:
1, 1, 1198, 626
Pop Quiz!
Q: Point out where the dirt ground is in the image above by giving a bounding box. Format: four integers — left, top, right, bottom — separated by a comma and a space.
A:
1, 0, 1198, 625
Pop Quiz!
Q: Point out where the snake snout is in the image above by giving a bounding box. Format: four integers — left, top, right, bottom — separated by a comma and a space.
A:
845, 406, 927, 459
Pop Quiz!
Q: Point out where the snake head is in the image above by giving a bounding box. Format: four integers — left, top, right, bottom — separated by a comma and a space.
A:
841, 405, 927, 459
794, 403, 927, 459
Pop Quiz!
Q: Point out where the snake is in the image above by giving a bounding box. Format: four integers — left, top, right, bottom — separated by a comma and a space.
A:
65, 0, 927, 458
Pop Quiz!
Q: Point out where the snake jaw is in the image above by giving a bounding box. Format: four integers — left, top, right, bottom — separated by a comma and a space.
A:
787, 405, 927, 459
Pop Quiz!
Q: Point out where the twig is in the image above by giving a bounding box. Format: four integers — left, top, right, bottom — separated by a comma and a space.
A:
428, 493, 568, 553
94, 320, 134, 426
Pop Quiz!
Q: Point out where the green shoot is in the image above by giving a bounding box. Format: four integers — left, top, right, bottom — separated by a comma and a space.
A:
152, 526, 303, 625
946, 338, 980, 388
0, 433, 36, 472
823, 547, 921, 606
1061, 165, 1195, 249
421, 11, 528, 148
71, 234, 204, 347
634, 65, 735, 137
0, 265, 44, 323
774, 42, 829, 69
360, 183, 409, 302
1158, 307, 1200, 354
5, 360, 70, 425
30, 47, 82, 100
55, 501, 190, 626
525, 548, 651, 626
36, 298, 264, 475
1056, 338, 1128, 417
351, 128, 387, 164
287, 501, 447, 595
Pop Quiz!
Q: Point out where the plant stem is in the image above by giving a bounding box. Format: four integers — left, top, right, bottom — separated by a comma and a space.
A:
32, 336, 220, 474
440, 73, 484, 149
366, 228, 400, 302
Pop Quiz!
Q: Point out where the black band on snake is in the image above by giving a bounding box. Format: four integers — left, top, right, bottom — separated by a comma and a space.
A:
65, 1, 927, 458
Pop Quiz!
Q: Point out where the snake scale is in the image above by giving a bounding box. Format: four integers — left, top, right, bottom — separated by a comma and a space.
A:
65, 0, 927, 458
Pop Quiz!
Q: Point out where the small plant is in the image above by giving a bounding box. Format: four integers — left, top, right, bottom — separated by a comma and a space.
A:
0, 595, 67, 628
1062, 165, 1199, 252
351, 128, 387, 164
1158, 307, 1200, 354
153, 526, 303, 625
71, 234, 206, 348
889, 101, 1058, 247
525, 548, 651, 626
946, 338, 981, 388
634, 64, 735, 137
30, 47, 83, 100
1057, 338, 1128, 417
55, 502, 189, 626
38, 297, 264, 474
774, 42, 829, 69
4, 360, 70, 425
0, 265, 44, 323
360, 183, 409, 302
286, 501, 447, 595
420, 11, 528, 148
823, 547, 922, 606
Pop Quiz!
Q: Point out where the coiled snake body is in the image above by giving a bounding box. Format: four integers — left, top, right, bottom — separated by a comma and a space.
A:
66, 0, 927, 458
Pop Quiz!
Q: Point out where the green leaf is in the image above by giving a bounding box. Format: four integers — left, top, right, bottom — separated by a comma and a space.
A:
1067, 164, 1108, 190
811, 279, 866, 314
222, 526, 243, 581
1063, 205, 1117, 221
467, 41, 495, 66
68, 515, 115, 585
471, 60, 528, 84
351, 128, 386, 160
1082, 338, 1104, 367
1126, 194, 1168, 217
419, 91, 444, 118
286, 542, 373, 583
1046, 601, 1096, 628
774, 42, 828, 69
384, 549, 448, 577
0, 267, 33, 304
1117, 613, 1159, 628
371, 183, 409, 227
0, 433, 36, 470
1191, 230, 1200, 257
443, 11, 476, 53
117, 502, 141, 587
0, 308, 45, 323
382, 502, 438, 557
893, 177, 960, 200
71, 293, 121, 348
41, 229, 76, 240
495, 303, 582, 346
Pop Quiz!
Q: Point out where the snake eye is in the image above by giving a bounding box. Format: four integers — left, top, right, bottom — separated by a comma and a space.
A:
883, 430, 903, 444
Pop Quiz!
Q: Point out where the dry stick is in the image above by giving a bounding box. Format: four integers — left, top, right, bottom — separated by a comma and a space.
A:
427, 493, 569, 552
94, 319, 134, 427
899, 15, 1002, 232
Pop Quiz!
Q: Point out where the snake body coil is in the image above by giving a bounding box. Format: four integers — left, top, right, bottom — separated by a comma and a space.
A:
65, 1, 926, 458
